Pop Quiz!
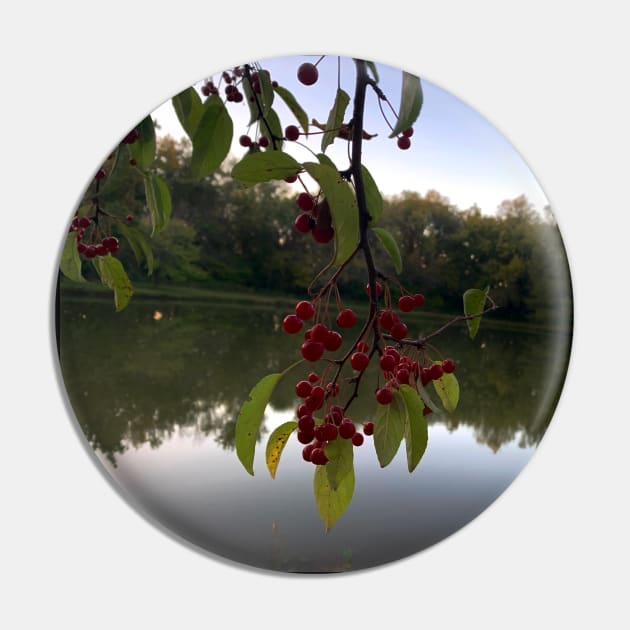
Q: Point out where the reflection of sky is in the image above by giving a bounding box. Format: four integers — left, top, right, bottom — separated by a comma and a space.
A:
151, 54, 548, 215
102, 404, 535, 572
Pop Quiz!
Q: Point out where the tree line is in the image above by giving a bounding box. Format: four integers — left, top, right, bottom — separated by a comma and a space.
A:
84, 135, 571, 327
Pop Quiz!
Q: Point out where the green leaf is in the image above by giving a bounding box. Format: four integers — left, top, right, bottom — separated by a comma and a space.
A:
235, 373, 282, 475
362, 165, 383, 225
144, 173, 172, 235
241, 75, 259, 125
372, 227, 402, 274
257, 69, 274, 119
302, 162, 359, 265
389, 72, 423, 138
94, 255, 133, 312
314, 461, 355, 532
118, 223, 154, 275
60, 232, 84, 283
265, 421, 297, 479
75, 203, 92, 218
321, 88, 350, 153
191, 95, 233, 179
232, 151, 301, 184
127, 115, 156, 171
274, 85, 309, 134
432, 362, 460, 413
263, 107, 283, 151
373, 392, 407, 467
317, 153, 337, 170
399, 385, 429, 473
463, 286, 490, 339
367, 61, 380, 83
324, 437, 354, 491
172, 87, 203, 138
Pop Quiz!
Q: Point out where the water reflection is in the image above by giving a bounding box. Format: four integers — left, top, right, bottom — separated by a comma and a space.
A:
59, 294, 570, 465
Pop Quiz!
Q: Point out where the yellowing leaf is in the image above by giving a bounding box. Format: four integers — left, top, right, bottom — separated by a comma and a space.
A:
266, 421, 297, 479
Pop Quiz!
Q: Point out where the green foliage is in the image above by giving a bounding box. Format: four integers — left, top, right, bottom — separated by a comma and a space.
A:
266, 421, 297, 479
399, 385, 429, 472
93, 255, 133, 312
172, 87, 203, 138
324, 437, 354, 491
191, 96, 233, 179
321, 88, 350, 152
118, 223, 154, 275
263, 108, 283, 150
273, 84, 309, 133
127, 116, 156, 171
257, 68, 275, 118
389, 72, 423, 138
363, 165, 383, 225
302, 162, 359, 265
372, 227, 402, 273
60, 232, 84, 283
235, 372, 282, 476
144, 173, 172, 235
314, 459, 355, 532
373, 392, 407, 467
432, 362, 460, 413
463, 286, 490, 339
232, 151, 301, 183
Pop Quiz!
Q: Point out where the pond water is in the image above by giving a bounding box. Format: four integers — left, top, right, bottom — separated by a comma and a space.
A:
58, 293, 571, 573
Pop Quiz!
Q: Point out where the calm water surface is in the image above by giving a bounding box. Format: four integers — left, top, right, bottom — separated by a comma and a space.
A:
58, 293, 571, 572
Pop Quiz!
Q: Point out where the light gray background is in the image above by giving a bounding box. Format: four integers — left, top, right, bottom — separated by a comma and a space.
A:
1, 1, 628, 628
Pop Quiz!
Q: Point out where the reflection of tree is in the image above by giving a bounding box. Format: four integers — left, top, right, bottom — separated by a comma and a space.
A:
59, 295, 571, 464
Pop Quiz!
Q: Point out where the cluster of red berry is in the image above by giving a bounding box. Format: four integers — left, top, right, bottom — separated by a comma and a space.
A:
293, 194, 334, 244
69, 214, 120, 259
396, 127, 414, 150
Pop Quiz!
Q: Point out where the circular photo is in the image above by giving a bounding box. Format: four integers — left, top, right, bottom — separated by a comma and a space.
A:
56, 54, 573, 573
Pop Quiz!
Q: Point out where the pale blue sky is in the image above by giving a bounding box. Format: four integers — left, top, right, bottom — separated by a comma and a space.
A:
151, 54, 549, 215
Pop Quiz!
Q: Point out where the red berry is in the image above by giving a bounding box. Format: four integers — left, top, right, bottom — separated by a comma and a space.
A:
95, 168, 106, 180
429, 363, 444, 380
351, 432, 364, 447
305, 395, 322, 411
442, 359, 456, 374
420, 368, 431, 386
295, 380, 312, 398
310, 323, 328, 343
201, 85, 211, 96
310, 385, 325, 401
356, 341, 369, 353
322, 423, 338, 441
102, 236, 119, 253
126, 214, 133, 222
365, 281, 383, 297
402, 127, 414, 138
297, 403, 310, 418
396, 368, 410, 384
376, 388, 393, 405
378, 310, 396, 331
95, 244, 108, 257
284, 174, 298, 183
258, 136, 270, 148
282, 314, 303, 334
298, 429, 315, 444
77, 243, 87, 254
398, 295, 415, 312
312, 226, 334, 243
296, 192, 315, 212
298, 415, 315, 432
350, 352, 370, 372
308, 372, 319, 383
379, 354, 397, 372
336, 308, 357, 328
285, 125, 300, 141
413, 293, 425, 307
363, 422, 374, 436
397, 136, 411, 150
301, 340, 325, 362
294, 213, 312, 233
324, 330, 343, 352
339, 420, 356, 439
390, 321, 408, 340
295, 300, 315, 320
310, 448, 328, 465
78, 217, 91, 228
423, 406, 432, 416
239, 135, 252, 147
302, 444, 315, 461
384, 346, 401, 362
297, 62, 319, 86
